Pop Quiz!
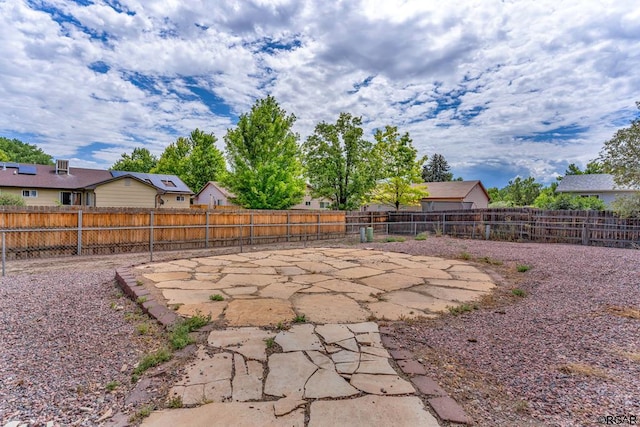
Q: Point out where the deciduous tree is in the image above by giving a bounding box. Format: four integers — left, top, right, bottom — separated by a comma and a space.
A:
370, 126, 428, 211
599, 102, 640, 187
223, 96, 305, 209
0, 137, 53, 164
152, 129, 226, 193
110, 147, 158, 173
302, 113, 381, 210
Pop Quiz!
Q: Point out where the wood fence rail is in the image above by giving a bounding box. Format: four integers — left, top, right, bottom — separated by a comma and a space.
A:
0, 208, 345, 260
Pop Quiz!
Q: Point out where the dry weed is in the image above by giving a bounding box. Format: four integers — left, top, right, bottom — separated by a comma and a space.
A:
557, 363, 609, 379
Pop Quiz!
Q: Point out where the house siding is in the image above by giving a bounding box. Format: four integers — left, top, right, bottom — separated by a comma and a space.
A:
193, 184, 237, 208
160, 194, 191, 209
94, 179, 158, 208
0, 188, 61, 207
466, 185, 490, 209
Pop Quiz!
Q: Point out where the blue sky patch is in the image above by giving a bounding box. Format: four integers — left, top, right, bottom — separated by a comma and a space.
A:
516, 124, 589, 143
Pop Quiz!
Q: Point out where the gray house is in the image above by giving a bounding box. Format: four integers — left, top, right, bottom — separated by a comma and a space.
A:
555, 174, 637, 206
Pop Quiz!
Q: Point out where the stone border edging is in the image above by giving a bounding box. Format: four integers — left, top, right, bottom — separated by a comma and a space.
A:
115, 268, 179, 327
379, 325, 472, 425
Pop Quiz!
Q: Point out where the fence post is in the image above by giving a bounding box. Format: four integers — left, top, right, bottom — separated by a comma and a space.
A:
2, 232, 5, 277
77, 210, 83, 256
317, 213, 321, 240
581, 224, 589, 246
442, 213, 446, 235
239, 222, 244, 253
485, 224, 491, 240
149, 211, 154, 262
250, 213, 254, 245
287, 212, 291, 242
205, 211, 210, 249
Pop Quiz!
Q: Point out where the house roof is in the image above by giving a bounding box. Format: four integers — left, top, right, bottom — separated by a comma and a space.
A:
556, 174, 636, 193
111, 171, 193, 194
0, 162, 192, 194
419, 180, 489, 200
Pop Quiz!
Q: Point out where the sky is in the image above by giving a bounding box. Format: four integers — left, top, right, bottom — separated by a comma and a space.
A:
1, 0, 639, 189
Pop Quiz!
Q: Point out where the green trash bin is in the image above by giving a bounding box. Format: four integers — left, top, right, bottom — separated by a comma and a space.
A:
366, 227, 374, 242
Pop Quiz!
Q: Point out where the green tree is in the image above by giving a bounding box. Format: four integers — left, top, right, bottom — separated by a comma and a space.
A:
110, 147, 158, 172
0, 137, 54, 164
421, 153, 453, 182
503, 176, 542, 206
370, 126, 428, 210
599, 102, 640, 187
302, 113, 381, 210
611, 193, 640, 218
0, 193, 26, 206
223, 96, 305, 209
562, 160, 604, 177
152, 129, 226, 193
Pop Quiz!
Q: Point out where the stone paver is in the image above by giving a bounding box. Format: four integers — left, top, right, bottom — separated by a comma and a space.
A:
308, 395, 440, 427
292, 294, 370, 323
224, 298, 295, 326
133, 248, 494, 426
142, 401, 304, 427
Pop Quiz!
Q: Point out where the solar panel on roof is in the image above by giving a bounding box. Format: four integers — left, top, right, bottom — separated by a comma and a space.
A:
18, 165, 37, 175
2, 162, 19, 170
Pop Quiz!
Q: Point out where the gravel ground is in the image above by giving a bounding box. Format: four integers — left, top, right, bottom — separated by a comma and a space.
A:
0, 270, 167, 426
366, 236, 640, 427
1, 237, 639, 426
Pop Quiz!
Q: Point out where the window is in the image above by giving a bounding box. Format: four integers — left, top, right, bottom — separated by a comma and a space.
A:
305, 201, 311, 206
176, 195, 185, 201
319, 201, 330, 209
22, 189, 38, 198
162, 180, 177, 188
60, 192, 82, 205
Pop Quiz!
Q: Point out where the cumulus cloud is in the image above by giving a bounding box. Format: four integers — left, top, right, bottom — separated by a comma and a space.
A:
0, 0, 638, 188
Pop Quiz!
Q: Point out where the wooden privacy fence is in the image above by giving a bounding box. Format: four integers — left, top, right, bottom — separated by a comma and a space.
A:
373, 208, 640, 248
0, 207, 346, 260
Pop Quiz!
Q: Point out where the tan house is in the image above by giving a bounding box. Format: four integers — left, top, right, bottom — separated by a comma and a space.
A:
192, 182, 331, 210
0, 160, 192, 208
420, 180, 490, 211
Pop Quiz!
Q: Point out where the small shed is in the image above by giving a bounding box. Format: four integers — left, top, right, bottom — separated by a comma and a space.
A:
420, 180, 489, 211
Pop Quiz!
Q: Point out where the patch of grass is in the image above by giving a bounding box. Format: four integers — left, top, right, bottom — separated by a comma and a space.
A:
478, 256, 503, 266
209, 294, 224, 301
557, 363, 609, 379
458, 251, 472, 260
169, 312, 211, 350
136, 280, 144, 286
383, 236, 406, 243
414, 232, 428, 241
105, 380, 119, 392
129, 404, 154, 423
166, 396, 183, 409
264, 337, 276, 348
516, 264, 531, 272
606, 305, 640, 320
133, 348, 172, 376
292, 314, 307, 323
448, 303, 478, 316
131, 373, 139, 383
136, 323, 151, 335
511, 288, 527, 298
618, 350, 640, 362
276, 321, 288, 330
136, 296, 148, 304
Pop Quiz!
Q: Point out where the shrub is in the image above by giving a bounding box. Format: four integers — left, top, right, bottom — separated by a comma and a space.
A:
0, 193, 26, 206
516, 264, 531, 272
415, 232, 428, 241
611, 193, 640, 218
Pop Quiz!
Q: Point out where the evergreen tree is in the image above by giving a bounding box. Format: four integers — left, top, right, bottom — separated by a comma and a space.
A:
421, 153, 453, 182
